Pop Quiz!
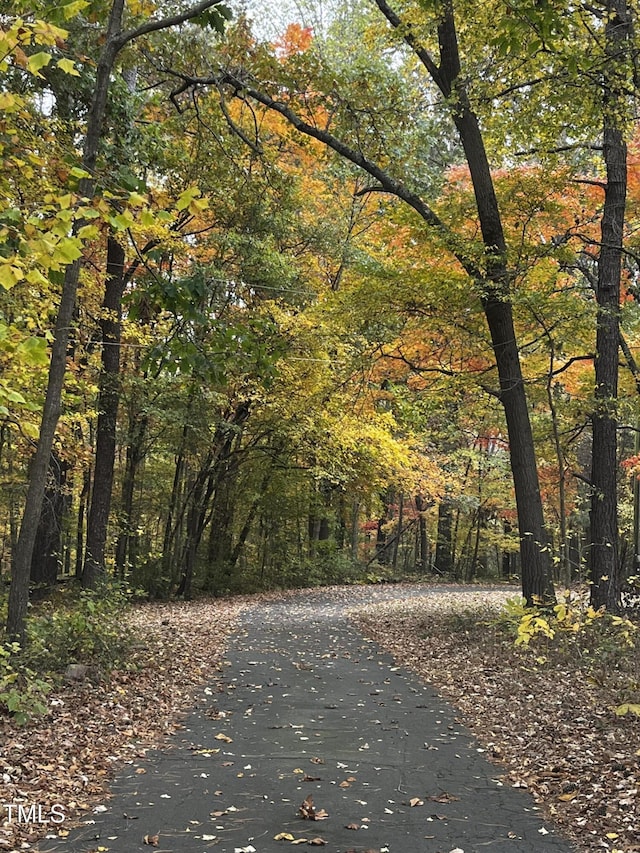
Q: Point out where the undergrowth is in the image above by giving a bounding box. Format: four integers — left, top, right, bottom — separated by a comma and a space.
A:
491, 593, 640, 717
1, 582, 134, 724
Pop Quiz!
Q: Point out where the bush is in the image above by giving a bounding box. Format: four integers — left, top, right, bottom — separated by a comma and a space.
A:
0, 642, 50, 725
493, 593, 640, 715
25, 583, 133, 672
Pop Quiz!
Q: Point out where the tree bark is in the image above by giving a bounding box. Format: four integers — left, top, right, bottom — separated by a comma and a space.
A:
83, 235, 126, 589
30, 453, 70, 588
414, 494, 429, 571
589, 0, 629, 612
435, 498, 454, 575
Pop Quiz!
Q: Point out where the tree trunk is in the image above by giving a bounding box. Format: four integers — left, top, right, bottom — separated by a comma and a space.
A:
589, 0, 629, 613
435, 2, 554, 603
30, 453, 70, 588
391, 493, 404, 570
350, 500, 360, 561
435, 498, 454, 575
6, 0, 126, 642
114, 408, 148, 576
83, 235, 126, 589
414, 494, 429, 572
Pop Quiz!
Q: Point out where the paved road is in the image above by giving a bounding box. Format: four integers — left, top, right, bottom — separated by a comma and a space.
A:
37, 587, 576, 853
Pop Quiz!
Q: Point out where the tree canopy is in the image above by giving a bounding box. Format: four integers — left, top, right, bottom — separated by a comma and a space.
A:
3, 0, 640, 640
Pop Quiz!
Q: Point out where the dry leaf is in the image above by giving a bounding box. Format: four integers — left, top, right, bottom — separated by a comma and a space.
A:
308, 839, 327, 846
345, 823, 360, 830
409, 797, 424, 807
274, 832, 295, 841
143, 834, 159, 846
215, 733, 233, 743
298, 794, 328, 820
428, 792, 459, 803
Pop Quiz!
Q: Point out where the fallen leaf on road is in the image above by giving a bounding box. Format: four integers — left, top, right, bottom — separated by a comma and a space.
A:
215, 733, 233, 743
345, 823, 359, 830
143, 834, 159, 846
308, 839, 327, 846
428, 792, 459, 803
409, 797, 424, 807
274, 832, 295, 841
299, 794, 329, 821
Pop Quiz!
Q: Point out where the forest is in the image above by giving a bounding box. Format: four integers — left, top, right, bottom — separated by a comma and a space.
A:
2, 0, 640, 644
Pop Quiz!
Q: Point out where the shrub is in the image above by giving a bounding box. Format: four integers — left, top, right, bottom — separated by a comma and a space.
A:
25, 583, 133, 672
0, 642, 50, 725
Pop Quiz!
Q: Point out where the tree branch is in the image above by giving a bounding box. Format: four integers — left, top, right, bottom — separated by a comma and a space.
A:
117, 0, 228, 48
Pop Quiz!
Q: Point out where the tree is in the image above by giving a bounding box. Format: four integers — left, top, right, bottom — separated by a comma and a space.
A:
6, 0, 231, 643
588, 0, 630, 611
161, 0, 557, 603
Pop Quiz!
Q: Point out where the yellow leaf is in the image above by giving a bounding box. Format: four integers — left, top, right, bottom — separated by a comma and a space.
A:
274, 833, 294, 841
557, 791, 577, 802
214, 733, 232, 743
0, 92, 17, 111
61, 0, 90, 18
614, 703, 640, 717
77, 224, 99, 240
27, 51, 52, 77
56, 57, 80, 75
176, 186, 201, 211
605, 833, 619, 840
188, 196, 209, 215
0, 263, 24, 290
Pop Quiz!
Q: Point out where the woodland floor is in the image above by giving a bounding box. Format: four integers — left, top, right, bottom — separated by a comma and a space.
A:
1, 584, 639, 853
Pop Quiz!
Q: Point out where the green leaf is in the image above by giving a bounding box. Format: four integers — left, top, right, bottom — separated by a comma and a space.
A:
17, 336, 49, 366
27, 51, 52, 77
176, 186, 201, 211
192, 2, 232, 33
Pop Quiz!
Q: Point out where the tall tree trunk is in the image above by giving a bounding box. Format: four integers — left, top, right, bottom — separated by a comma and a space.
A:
590, 0, 629, 612
435, 1, 553, 603
435, 498, 454, 575
350, 500, 360, 561
30, 453, 70, 589
6, 0, 126, 641
414, 494, 429, 572
83, 236, 126, 589
114, 408, 148, 576
391, 492, 404, 570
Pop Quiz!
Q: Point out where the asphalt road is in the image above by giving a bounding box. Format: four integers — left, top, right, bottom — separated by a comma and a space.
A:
36, 586, 577, 853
